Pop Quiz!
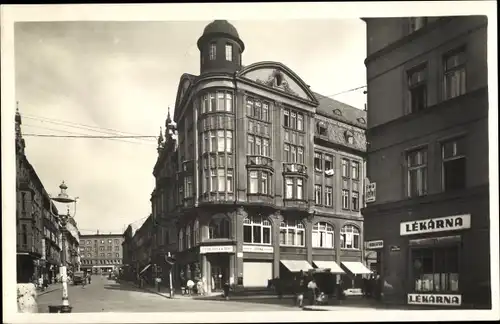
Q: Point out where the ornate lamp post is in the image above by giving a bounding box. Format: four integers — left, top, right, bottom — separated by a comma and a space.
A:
49, 181, 78, 313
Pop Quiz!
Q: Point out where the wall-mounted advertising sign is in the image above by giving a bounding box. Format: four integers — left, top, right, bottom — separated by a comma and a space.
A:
407, 294, 462, 306
242, 245, 274, 253
400, 214, 471, 236
364, 240, 384, 250
365, 182, 376, 203
200, 245, 235, 254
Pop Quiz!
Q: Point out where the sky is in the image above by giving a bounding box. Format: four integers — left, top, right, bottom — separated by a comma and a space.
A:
13, 19, 367, 235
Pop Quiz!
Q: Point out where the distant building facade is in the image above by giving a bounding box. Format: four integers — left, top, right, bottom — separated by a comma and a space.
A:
122, 216, 152, 282
150, 20, 369, 293
362, 16, 490, 308
79, 232, 124, 274
16, 107, 62, 283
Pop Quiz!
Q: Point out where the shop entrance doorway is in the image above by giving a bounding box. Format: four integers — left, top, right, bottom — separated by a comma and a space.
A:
208, 254, 230, 292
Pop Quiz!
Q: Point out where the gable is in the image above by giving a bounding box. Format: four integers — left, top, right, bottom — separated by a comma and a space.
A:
173, 73, 197, 121
238, 62, 318, 103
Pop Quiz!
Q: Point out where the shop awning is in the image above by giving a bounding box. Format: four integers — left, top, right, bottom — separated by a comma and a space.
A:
312, 261, 345, 274
341, 261, 372, 275
280, 260, 313, 273
139, 264, 151, 275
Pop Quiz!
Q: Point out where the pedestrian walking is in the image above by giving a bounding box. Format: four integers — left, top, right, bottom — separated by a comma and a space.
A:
307, 277, 318, 306
223, 280, 230, 300
186, 279, 195, 296
88, 273, 92, 284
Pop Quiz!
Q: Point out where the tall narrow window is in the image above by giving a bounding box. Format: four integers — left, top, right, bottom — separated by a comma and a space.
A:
325, 186, 333, 207
262, 103, 269, 121
296, 178, 303, 200
407, 148, 428, 197
341, 159, 349, 178
249, 171, 258, 194
442, 138, 466, 191
297, 147, 304, 164
324, 155, 333, 171
210, 131, 217, 152
209, 43, 216, 60
262, 139, 270, 157
444, 49, 466, 100
314, 152, 322, 171
226, 170, 233, 193
284, 144, 290, 162
217, 93, 225, 111
210, 93, 216, 112
225, 44, 233, 61
225, 93, 233, 112
297, 113, 304, 131
261, 172, 268, 195
21, 224, 27, 245
226, 130, 233, 153
248, 135, 254, 155
285, 177, 293, 199
351, 161, 360, 180
283, 110, 290, 127
352, 191, 359, 211
210, 169, 217, 192
408, 64, 428, 113
314, 185, 322, 205
217, 130, 225, 152
21, 192, 26, 211
342, 189, 350, 210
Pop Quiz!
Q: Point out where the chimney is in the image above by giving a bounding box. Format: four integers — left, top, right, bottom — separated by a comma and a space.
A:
97, 230, 99, 235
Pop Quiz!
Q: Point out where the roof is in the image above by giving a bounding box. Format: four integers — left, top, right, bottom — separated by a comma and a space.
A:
197, 20, 245, 51
312, 92, 367, 129
130, 217, 148, 237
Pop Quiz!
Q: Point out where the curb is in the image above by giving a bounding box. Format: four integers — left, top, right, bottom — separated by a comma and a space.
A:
37, 286, 62, 297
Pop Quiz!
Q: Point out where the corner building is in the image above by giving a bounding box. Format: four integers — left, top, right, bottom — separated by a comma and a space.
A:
362, 16, 490, 308
153, 20, 369, 292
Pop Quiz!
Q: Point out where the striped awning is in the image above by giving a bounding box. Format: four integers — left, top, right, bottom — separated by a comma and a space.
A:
341, 261, 372, 275
280, 260, 313, 273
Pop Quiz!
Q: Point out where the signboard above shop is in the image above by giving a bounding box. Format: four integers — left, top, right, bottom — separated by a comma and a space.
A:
407, 293, 462, 306
365, 240, 384, 250
243, 245, 274, 253
400, 214, 471, 236
200, 245, 235, 254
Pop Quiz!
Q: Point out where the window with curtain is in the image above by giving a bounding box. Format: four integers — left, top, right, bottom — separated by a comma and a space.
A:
312, 222, 334, 248
340, 225, 360, 250
279, 219, 305, 247
243, 216, 271, 244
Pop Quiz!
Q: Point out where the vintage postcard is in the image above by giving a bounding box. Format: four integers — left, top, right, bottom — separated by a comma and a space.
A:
1, 2, 498, 323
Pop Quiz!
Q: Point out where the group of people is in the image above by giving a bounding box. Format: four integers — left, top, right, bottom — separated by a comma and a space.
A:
362, 273, 382, 299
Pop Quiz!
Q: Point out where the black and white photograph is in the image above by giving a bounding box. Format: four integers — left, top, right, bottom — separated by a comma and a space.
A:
1, 2, 498, 323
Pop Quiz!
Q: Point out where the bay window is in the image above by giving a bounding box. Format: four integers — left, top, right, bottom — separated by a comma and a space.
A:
312, 222, 334, 248
209, 43, 216, 60
243, 216, 272, 244
218, 169, 225, 191
226, 170, 233, 193
210, 169, 217, 191
208, 214, 230, 239
285, 178, 293, 199
284, 177, 305, 200
297, 178, 303, 200
248, 170, 272, 195
340, 225, 360, 250
279, 219, 305, 247
201, 130, 233, 153
201, 91, 234, 113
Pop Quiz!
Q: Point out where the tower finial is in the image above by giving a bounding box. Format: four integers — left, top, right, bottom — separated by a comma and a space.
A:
166, 107, 172, 125
157, 127, 164, 150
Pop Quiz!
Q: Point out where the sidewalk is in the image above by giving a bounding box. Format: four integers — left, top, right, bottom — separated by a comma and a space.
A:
37, 283, 62, 296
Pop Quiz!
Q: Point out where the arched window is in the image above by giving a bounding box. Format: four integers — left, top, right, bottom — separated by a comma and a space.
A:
186, 225, 191, 249
279, 219, 305, 247
340, 224, 360, 250
243, 216, 271, 245
209, 214, 231, 239
179, 228, 184, 251
193, 219, 200, 245
312, 222, 334, 248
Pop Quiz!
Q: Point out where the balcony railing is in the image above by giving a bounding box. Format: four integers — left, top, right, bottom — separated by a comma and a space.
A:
246, 155, 273, 169
282, 162, 307, 175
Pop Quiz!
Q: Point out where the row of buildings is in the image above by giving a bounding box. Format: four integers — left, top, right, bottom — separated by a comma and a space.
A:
123, 17, 491, 308
122, 20, 373, 292
79, 231, 125, 274
15, 106, 81, 283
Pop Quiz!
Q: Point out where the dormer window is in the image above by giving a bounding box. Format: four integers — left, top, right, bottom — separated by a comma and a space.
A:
225, 44, 232, 61
209, 43, 216, 60
345, 130, 355, 145
333, 109, 342, 116
316, 121, 327, 136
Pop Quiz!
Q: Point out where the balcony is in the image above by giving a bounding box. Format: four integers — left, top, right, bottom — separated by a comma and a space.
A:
246, 155, 273, 170
282, 162, 308, 175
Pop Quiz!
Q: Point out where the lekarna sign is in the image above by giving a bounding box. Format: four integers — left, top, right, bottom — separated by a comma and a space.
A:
400, 214, 471, 236
407, 294, 461, 306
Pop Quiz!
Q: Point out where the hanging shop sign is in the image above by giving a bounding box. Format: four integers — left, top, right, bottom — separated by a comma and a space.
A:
407, 293, 462, 306
364, 240, 384, 250
242, 245, 274, 253
200, 245, 235, 254
400, 214, 471, 236
365, 182, 376, 203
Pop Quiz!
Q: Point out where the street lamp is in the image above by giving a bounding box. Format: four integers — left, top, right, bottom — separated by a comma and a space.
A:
49, 181, 78, 313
